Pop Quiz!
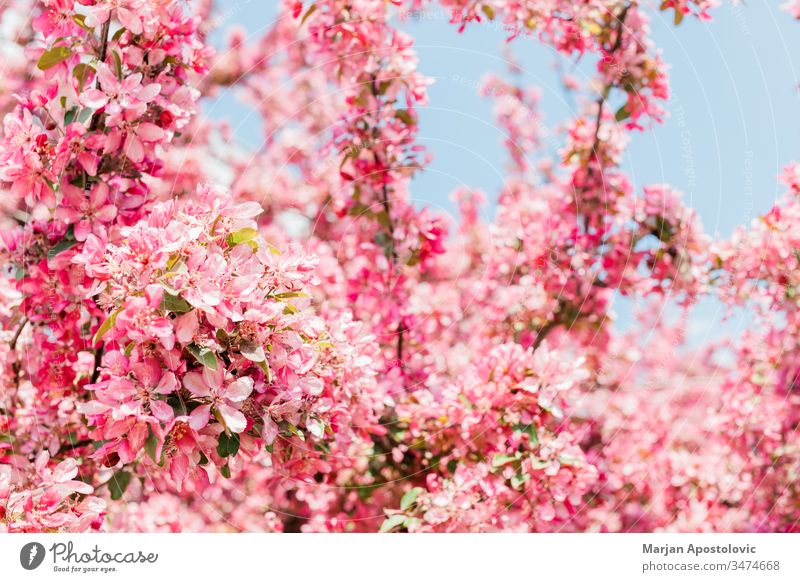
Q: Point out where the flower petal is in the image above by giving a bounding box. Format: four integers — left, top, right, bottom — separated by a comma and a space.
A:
219, 405, 247, 433
189, 404, 211, 430
183, 371, 210, 397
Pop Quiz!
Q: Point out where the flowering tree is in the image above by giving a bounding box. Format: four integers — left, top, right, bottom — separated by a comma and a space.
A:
0, 0, 798, 533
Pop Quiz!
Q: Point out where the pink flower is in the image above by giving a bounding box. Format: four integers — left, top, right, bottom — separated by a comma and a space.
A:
54, 123, 103, 177
104, 113, 166, 164
81, 64, 161, 125
56, 183, 117, 241
184, 366, 254, 433
83, 0, 144, 35
35, 452, 93, 496
114, 286, 175, 349
33, 0, 81, 37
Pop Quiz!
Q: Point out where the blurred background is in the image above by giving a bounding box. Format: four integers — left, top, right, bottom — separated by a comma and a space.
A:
204, 0, 800, 344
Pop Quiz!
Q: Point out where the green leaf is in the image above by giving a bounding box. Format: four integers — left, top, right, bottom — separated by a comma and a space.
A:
72, 14, 92, 31
257, 360, 273, 383
216, 432, 241, 458
108, 471, 131, 500
47, 225, 77, 261
530, 458, 549, 470
220, 463, 231, 478
379, 514, 407, 533
400, 487, 423, 511
614, 106, 631, 122
377, 80, 392, 96
375, 211, 392, 230
64, 107, 78, 126
76, 107, 93, 124
273, 291, 310, 300
481, 4, 495, 20
160, 292, 193, 314
144, 427, 163, 466
111, 50, 123, 79
558, 454, 582, 467
239, 340, 266, 363
38, 46, 72, 70
653, 215, 674, 242
47, 238, 77, 261
186, 344, 218, 370
510, 472, 531, 489
395, 109, 415, 126
513, 422, 539, 446
72, 63, 95, 92
144, 428, 157, 462
280, 420, 305, 441
300, 3, 317, 25
112, 27, 127, 42
167, 394, 188, 417
227, 228, 259, 246
93, 308, 121, 346
491, 454, 516, 468
674, 8, 684, 25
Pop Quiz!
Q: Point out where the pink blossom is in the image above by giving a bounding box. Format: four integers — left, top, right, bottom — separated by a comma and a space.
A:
184, 366, 254, 433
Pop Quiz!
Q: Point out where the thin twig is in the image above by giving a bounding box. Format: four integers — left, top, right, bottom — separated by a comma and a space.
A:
9, 317, 28, 351
371, 75, 405, 365
89, 345, 104, 385
89, 19, 111, 133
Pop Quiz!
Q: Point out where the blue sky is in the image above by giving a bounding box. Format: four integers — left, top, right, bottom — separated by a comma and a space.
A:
208, 1, 800, 234
206, 0, 800, 340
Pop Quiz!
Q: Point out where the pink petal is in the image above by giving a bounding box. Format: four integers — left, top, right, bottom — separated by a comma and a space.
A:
74, 220, 91, 242
78, 151, 98, 176
150, 399, 174, 422
224, 377, 254, 402
174, 312, 198, 344
189, 404, 210, 430
155, 371, 177, 395
123, 134, 144, 163
66, 480, 94, 495
135, 122, 164, 142
131, 358, 161, 388
53, 459, 78, 483
169, 454, 189, 484
95, 204, 118, 222
78, 401, 111, 415
35, 451, 50, 473
183, 371, 210, 397
262, 416, 278, 445
219, 405, 247, 433
81, 88, 108, 109
89, 182, 109, 206
117, 7, 143, 35
202, 364, 224, 391
225, 201, 263, 219
136, 83, 162, 103
60, 183, 85, 207
300, 376, 324, 396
